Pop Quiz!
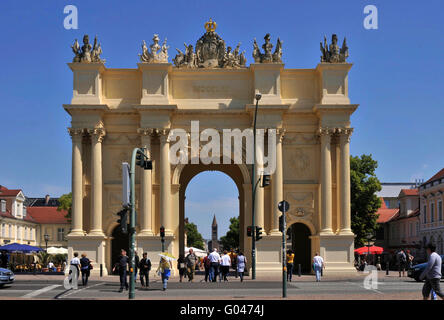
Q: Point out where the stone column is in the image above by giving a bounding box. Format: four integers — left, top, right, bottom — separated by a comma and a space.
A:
138, 128, 154, 236
159, 129, 173, 236
319, 127, 333, 234
68, 128, 84, 236
270, 129, 285, 235
88, 127, 106, 236
339, 128, 353, 234
255, 134, 265, 234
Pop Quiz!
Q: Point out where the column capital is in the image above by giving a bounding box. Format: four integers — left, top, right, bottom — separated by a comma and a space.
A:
158, 128, 171, 143
68, 127, 84, 140
137, 128, 157, 137
317, 126, 335, 136
336, 127, 354, 143
88, 127, 106, 143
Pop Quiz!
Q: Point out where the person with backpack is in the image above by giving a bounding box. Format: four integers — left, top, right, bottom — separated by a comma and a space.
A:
202, 252, 211, 282
177, 254, 186, 283
79, 253, 92, 286
138, 252, 151, 288
397, 249, 407, 277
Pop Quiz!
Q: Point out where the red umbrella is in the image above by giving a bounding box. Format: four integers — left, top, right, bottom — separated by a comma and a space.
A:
354, 246, 384, 255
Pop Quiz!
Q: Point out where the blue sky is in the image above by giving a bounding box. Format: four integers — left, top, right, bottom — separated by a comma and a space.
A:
0, 1, 443, 238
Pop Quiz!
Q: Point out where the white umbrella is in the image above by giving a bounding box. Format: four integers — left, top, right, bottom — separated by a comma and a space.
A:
47, 247, 68, 255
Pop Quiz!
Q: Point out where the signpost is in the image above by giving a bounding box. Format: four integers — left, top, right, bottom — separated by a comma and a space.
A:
278, 200, 289, 298
122, 148, 152, 300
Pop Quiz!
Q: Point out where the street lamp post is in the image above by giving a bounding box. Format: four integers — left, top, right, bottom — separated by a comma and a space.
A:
44, 234, 50, 251
366, 233, 374, 264
251, 92, 262, 280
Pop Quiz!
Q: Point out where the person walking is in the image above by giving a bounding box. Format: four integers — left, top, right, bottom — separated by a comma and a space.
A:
313, 252, 325, 282
397, 249, 407, 277
157, 257, 172, 291
406, 250, 414, 270
202, 253, 211, 282
220, 250, 231, 282
229, 249, 237, 278
70, 252, 81, 281
237, 252, 247, 282
177, 254, 186, 282
420, 243, 444, 300
208, 248, 220, 282
113, 249, 129, 292
185, 248, 198, 282
286, 249, 295, 282
138, 252, 151, 288
134, 252, 140, 283
79, 253, 91, 286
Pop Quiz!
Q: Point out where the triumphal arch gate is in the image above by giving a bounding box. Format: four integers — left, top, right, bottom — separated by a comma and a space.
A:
64, 21, 357, 275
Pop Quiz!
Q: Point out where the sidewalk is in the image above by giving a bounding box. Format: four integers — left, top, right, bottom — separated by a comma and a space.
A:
14, 270, 409, 283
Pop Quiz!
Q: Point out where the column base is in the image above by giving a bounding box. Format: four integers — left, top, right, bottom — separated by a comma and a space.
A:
88, 230, 106, 237
320, 229, 335, 236
138, 230, 155, 237
67, 229, 86, 237
67, 234, 108, 276
268, 229, 282, 236
319, 233, 355, 276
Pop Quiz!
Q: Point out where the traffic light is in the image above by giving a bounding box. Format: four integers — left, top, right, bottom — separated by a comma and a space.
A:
144, 160, 152, 170
247, 226, 253, 237
255, 226, 263, 241
136, 152, 145, 168
117, 208, 128, 234
261, 174, 270, 187
160, 226, 165, 238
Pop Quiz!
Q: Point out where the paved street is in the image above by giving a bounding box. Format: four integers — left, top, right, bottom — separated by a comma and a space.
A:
0, 272, 433, 300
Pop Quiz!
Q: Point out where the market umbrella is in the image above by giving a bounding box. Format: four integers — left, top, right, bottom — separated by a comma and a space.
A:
354, 246, 384, 255
0, 243, 43, 253
158, 252, 176, 261
47, 247, 68, 255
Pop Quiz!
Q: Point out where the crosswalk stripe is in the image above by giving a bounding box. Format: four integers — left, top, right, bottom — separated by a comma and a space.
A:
22, 285, 61, 298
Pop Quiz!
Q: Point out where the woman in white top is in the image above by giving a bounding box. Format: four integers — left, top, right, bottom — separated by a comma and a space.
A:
313, 252, 324, 282
220, 250, 231, 282
237, 252, 247, 282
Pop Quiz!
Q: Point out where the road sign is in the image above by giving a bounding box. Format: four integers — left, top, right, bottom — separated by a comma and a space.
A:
122, 162, 130, 207
278, 200, 290, 213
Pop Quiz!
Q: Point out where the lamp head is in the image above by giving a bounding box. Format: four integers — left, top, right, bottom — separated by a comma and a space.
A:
255, 92, 262, 101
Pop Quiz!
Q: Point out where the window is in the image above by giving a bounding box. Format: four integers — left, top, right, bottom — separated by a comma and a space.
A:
431, 202, 435, 223
57, 228, 65, 242
24, 227, 28, 240
8, 225, 11, 238
385, 200, 391, 208
1, 224, 4, 237
439, 201, 443, 222
423, 205, 427, 223
0, 200, 5, 213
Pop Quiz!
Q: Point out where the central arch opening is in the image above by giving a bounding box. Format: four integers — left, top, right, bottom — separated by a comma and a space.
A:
178, 164, 248, 259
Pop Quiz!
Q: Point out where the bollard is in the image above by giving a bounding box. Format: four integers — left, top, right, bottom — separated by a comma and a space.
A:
386, 262, 389, 275
298, 264, 301, 277
100, 263, 103, 277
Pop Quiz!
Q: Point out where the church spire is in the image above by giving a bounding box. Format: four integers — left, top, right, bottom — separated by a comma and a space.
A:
212, 214, 217, 227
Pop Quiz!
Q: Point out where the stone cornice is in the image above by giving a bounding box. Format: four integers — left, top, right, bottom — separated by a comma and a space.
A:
63, 104, 109, 116
312, 104, 359, 116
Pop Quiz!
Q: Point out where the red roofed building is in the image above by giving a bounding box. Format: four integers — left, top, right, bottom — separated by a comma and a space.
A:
419, 168, 444, 255
375, 187, 421, 258
0, 185, 69, 248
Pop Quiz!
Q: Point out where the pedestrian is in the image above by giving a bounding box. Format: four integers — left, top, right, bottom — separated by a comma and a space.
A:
286, 249, 295, 282
113, 249, 129, 293
48, 261, 56, 272
202, 253, 211, 282
237, 252, 247, 282
157, 257, 172, 291
313, 252, 324, 282
220, 250, 231, 282
397, 249, 407, 277
134, 252, 140, 282
208, 248, 220, 282
420, 243, 444, 300
185, 248, 198, 282
70, 252, 81, 280
138, 252, 151, 288
406, 250, 414, 270
229, 248, 237, 278
177, 254, 186, 282
79, 253, 91, 286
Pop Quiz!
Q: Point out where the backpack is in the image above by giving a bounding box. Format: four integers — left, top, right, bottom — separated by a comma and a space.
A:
204, 257, 211, 268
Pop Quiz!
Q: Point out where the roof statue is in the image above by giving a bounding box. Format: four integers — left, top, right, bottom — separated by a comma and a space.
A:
139, 34, 169, 63
252, 33, 283, 63
320, 34, 349, 63
71, 35, 105, 63
173, 19, 247, 69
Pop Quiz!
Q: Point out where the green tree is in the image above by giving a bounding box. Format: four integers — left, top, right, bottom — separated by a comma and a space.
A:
185, 221, 205, 250
220, 216, 240, 251
350, 154, 382, 247
57, 192, 72, 221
